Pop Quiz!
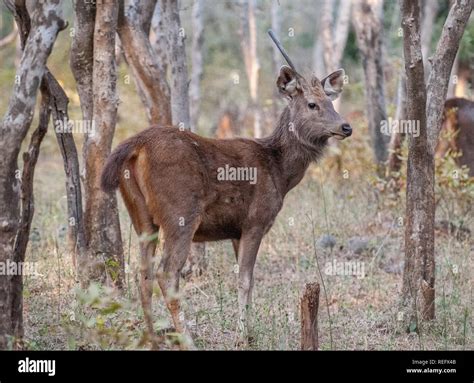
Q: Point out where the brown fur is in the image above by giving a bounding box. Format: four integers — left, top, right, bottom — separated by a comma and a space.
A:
101, 66, 351, 348
436, 98, 474, 176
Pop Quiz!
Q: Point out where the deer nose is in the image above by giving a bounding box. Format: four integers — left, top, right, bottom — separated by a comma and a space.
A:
341, 123, 352, 137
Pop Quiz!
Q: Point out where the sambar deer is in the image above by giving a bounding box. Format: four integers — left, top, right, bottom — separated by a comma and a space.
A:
101, 32, 352, 348
436, 98, 474, 176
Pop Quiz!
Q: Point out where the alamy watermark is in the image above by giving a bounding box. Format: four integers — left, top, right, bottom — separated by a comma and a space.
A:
380, 118, 420, 138
0, 260, 39, 276
55, 118, 96, 136
217, 164, 257, 185
324, 259, 365, 279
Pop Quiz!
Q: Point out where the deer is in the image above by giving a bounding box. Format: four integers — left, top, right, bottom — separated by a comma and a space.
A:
100, 31, 352, 349
436, 97, 474, 176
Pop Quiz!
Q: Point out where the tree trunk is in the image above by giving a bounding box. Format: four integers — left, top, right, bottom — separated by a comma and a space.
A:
11, 82, 50, 342
83, 0, 124, 287
320, 0, 351, 113
400, 0, 472, 330
420, 0, 439, 72
271, 0, 282, 120
70, 0, 95, 136
333, 0, 352, 70
47, 72, 87, 277
321, 0, 335, 73
0, 22, 17, 49
239, 0, 261, 138
118, 0, 171, 126
150, 2, 168, 78
69, 0, 95, 270
189, 0, 204, 132
400, 0, 432, 329
387, 71, 406, 180
139, 0, 157, 35
160, 0, 191, 129
0, 0, 65, 349
300, 282, 320, 350
426, 0, 473, 153
353, 0, 389, 168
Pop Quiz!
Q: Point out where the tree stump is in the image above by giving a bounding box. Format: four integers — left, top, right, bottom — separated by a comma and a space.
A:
300, 282, 320, 350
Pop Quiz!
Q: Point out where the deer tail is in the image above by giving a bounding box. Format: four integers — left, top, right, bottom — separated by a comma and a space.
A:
101, 136, 141, 193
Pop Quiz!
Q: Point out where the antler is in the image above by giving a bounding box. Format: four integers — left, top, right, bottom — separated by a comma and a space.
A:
267, 29, 298, 73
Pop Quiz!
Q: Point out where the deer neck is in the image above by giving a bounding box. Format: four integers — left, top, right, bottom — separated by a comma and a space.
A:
259, 107, 328, 195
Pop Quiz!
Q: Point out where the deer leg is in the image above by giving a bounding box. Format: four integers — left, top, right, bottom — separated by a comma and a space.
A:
231, 239, 240, 261
138, 231, 158, 348
157, 219, 200, 349
236, 230, 263, 346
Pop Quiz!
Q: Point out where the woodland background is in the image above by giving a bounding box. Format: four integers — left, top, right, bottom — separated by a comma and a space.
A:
0, 0, 472, 350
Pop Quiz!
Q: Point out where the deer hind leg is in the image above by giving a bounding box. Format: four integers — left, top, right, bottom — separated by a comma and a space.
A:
157, 216, 201, 349
232, 239, 240, 262
138, 230, 158, 347
119, 181, 158, 347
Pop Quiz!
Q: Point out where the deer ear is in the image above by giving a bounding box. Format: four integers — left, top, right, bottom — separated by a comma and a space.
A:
321, 69, 345, 101
277, 65, 299, 99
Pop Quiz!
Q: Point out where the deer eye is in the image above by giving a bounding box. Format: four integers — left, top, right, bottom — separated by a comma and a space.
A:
308, 102, 318, 110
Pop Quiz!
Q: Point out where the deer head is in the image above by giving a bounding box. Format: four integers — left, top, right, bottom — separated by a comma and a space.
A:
277, 66, 352, 144
268, 29, 352, 148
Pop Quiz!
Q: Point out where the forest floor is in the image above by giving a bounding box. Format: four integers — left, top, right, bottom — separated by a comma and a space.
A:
2, 20, 471, 350
21, 147, 473, 350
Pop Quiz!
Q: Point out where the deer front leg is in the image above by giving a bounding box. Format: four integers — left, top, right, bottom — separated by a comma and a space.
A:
236, 230, 263, 346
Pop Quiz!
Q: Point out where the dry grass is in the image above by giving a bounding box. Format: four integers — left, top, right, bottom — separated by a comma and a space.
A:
22, 153, 473, 350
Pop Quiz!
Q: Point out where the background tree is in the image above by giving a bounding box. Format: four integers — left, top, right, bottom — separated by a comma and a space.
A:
82, 0, 124, 286
189, 0, 204, 132
118, 0, 171, 126
321, 0, 352, 74
160, 0, 191, 130
0, 0, 65, 348
239, 0, 261, 138
400, 0, 473, 330
353, 0, 389, 168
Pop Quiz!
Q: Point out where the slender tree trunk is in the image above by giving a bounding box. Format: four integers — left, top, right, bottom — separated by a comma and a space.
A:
387, 71, 406, 179
70, 0, 95, 135
353, 0, 389, 168
239, 0, 261, 138
333, 0, 352, 69
118, 0, 171, 126
271, 0, 282, 120
48, 72, 87, 277
0, 0, 65, 349
420, 0, 439, 71
83, 0, 124, 287
321, 0, 335, 73
11, 82, 50, 342
160, 0, 191, 129
320, 0, 351, 113
426, 0, 472, 153
189, 0, 204, 132
150, 2, 168, 77
400, 0, 473, 330
139, 0, 157, 35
